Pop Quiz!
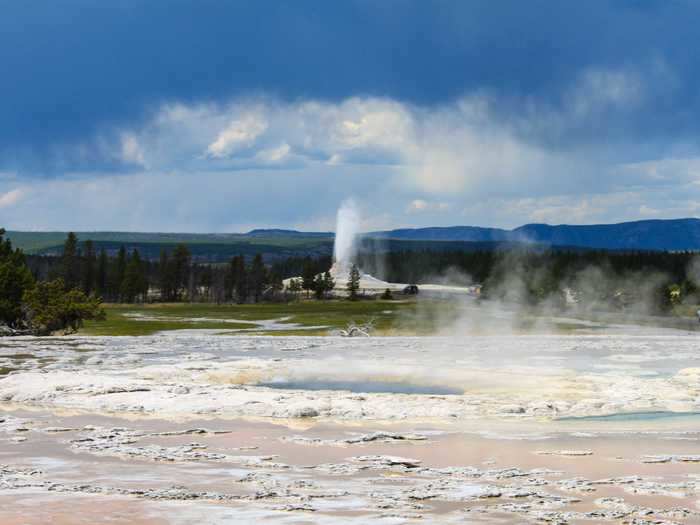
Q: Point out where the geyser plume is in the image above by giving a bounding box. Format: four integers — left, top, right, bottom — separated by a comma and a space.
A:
333, 199, 360, 273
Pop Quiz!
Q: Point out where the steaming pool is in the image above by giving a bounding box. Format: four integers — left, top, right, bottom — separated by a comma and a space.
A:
2, 332, 700, 523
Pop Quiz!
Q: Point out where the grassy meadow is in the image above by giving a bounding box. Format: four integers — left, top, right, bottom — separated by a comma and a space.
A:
80, 300, 420, 336
79, 297, 700, 337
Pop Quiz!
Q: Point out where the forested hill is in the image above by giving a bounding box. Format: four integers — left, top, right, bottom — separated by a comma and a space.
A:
6, 231, 335, 262
7, 218, 700, 261
371, 218, 700, 251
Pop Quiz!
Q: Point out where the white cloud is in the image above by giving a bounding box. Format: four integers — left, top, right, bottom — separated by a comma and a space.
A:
116, 95, 569, 195
120, 133, 145, 166
255, 143, 291, 164
409, 199, 428, 211
206, 113, 268, 158
407, 199, 450, 213
23, 60, 689, 230
332, 101, 413, 150
0, 188, 24, 208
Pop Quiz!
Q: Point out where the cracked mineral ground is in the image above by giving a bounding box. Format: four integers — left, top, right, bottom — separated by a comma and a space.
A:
1, 332, 700, 523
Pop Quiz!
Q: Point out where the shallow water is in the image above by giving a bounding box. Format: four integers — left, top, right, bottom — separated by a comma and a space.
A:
559, 411, 700, 422
259, 379, 464, 395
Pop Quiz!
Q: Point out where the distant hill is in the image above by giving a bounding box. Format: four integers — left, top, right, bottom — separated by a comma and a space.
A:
246, 229, 333, 238
6, 230, 334, 262
7, 218, 700, 261
369, 226, 508, 242
371, 219, 700, 251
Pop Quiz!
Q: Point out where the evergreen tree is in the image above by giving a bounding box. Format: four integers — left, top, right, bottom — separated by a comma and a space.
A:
323, 271, 335, 298
347, 264, 360, 300
249, 254, 268, 303
211, 266, 227, 304
22, 278, 105, 335
0, 229, 35, 328
82, 240, 96, 295
313, 273, 325, 299
120, 249, 147, 303
269, 270, 284, 298
96, 249, 108, 299
116, 246, 127, 298
287, 278, 302, 300
171, 244, 191, 300
113, 246, 127, 301
231, 255, 248, 303
224, 257, 236, 301
301, 257, 316, 298
61, 232, 80, 290
158, 249, 173, 301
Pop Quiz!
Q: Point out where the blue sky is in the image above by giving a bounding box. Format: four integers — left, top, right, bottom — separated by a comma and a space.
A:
2, 0, 700, 232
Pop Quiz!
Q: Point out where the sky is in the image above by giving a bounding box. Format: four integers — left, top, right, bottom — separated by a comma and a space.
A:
2, 0, 700, 232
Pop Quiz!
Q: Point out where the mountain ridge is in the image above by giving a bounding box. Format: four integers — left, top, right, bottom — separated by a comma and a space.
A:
7, 218, 700, 255
372, 218, 700, 251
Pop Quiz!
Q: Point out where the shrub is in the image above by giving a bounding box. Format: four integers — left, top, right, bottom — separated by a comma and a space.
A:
22, 279, 105, 335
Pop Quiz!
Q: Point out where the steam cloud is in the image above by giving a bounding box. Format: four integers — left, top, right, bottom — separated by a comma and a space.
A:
333, 198, 360, 273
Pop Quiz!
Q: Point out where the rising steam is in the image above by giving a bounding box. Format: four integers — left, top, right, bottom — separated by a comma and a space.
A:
333, 198, 360, 273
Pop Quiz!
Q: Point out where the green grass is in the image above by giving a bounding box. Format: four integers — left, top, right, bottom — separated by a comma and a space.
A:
80, 300, 416, 336
79, 298, 700, 337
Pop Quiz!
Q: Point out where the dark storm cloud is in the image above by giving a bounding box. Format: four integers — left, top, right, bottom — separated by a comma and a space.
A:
2, 0, 700, 174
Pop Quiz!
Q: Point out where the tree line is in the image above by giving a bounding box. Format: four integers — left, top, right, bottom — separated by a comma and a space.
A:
1, 228, 367, 335
24, 233, 337, 304
15, 229, 700, 322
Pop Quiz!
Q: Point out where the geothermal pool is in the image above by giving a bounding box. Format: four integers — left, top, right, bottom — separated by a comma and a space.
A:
1, 332, 700, 523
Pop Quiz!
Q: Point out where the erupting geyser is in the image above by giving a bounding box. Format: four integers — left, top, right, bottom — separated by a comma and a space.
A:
332, 198, 360, 276
283, 199, 476, 296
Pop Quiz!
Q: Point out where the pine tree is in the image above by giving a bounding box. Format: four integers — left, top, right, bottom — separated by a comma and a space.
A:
0, 228, 35, 328
249, 254, 267, 303
96, 248, 108, 299
171, 244, 191, 300
158, 249, 172, 301
114, 246, 127, 301
347, 264, 360, 300
231, 255, 248, 303
323, 271, 335, 298
22, 278, 105, 335
269, 270, 284, 298
224, 256, 236, 301
82, 240, 96, 295
287, 278, 301, 300
61, 232, 80, 290
313, 273, 325, 299
120, 249, 148, 303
